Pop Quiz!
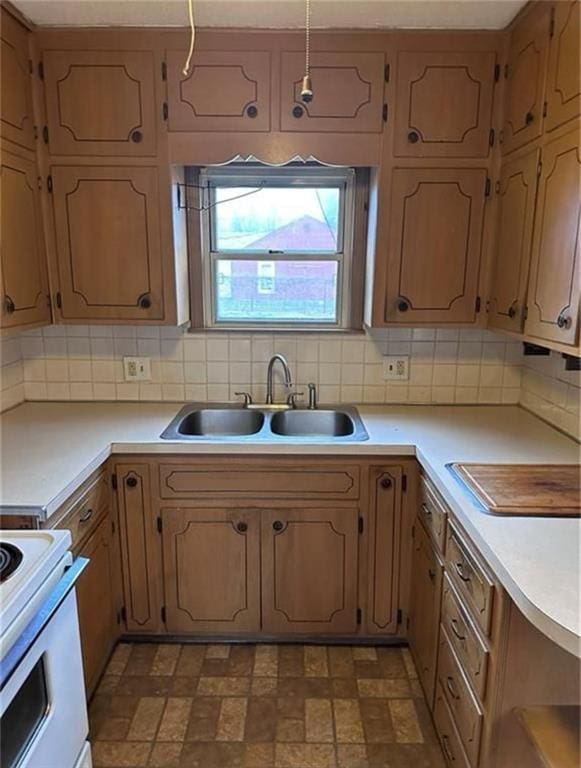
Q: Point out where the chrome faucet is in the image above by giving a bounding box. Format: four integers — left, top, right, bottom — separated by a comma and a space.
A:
266, 354, 293, 405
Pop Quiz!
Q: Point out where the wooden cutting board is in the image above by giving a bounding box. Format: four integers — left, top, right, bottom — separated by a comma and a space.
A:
451, 464, 581, 516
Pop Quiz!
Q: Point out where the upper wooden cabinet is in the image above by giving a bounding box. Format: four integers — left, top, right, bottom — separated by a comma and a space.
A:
545, 0, 581, 132
43, 50, 157, 156
488, 149, 539, 333
1, 8, 35, 151
502, 3, 551, 155
524, 128, 580, 346
1, 147, 51, 331
393, 51, 497, 157
166, 50, 271, 132
280, 51, 385, 133
51, 165, 165, 321
162, 506, 261, 634
382, 167, 487, 324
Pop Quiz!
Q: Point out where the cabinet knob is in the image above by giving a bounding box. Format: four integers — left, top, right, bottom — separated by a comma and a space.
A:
236, 522, 248, 533
525, 111, 534, 126
131, 130, 143, 143
428, 568, 435, 583
137, 293, 152, 309
397, 298, 410, 312
380, 477, 392, 489
407, 130, 420, 143
126, 476, 138, 488
557, 312, 571, 329
246, 105, 258, 118
292, 105, 304, 118
4, 295, 15, 314
79, 508, 94, 524
273, 520, 284, 532
507, 304, 518, 319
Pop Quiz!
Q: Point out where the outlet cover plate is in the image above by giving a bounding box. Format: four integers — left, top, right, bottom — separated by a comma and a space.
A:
383, 356, 409, 381
123, 357, 151, 382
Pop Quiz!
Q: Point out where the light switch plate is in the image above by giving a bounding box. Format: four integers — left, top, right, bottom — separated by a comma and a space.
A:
123, 357, 151, 381
383, 356, 409, 381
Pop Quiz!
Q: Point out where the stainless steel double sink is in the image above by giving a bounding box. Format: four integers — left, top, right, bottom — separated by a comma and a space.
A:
160, 403, 369, 442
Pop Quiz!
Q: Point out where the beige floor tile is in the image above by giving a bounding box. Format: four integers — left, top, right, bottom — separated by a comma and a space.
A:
401, 649, 419, 679
127, 697, 165, 741
157, 697, 192, 741
150, 645, 181, 676
357, 678, 411, 698
333, 699, 365, 743
148, 742, 182, 767
337, 745, 369, 768
353, 648, 378, 662
206, 644, 232, 659
92, 740, 152, 767
253, 645, 279, 677
276, 717, 304, 742
251, 677, 278, 696
305, 698, 334, 743
244, 743, 275, 768
216, 697, 248, 741
197, 677, 250, 696
304, 645, 329, 677
275, 743, 337, 767
175, 645, 205, 676
105, 643, 132, 676
389, 700, 424, 743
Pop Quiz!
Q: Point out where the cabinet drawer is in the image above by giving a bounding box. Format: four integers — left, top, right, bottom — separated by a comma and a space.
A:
434, 683, 472, 768
441, 575, 489, 701
158, 463, 360, 500
438, 628, 483, 766
55, 472, 110, 550
419, 475, 447, 551
445, 522, 494, 636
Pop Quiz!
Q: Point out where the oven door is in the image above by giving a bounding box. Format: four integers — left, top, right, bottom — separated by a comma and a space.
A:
0, 561, 89, 768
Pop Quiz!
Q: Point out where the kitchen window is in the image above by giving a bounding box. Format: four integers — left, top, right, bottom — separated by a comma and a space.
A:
188, 165, 367, 330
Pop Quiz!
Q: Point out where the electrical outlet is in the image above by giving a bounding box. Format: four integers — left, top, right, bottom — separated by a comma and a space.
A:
383, 356, 409, 381
123, 357, 151, 382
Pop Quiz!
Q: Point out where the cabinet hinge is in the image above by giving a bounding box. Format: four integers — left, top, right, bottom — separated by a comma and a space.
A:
38, 60, 44, 80
484, 177, 491, 197
382, 103, 388, 123
121, 606, 127, 622
537, 160, 543, 177
397, 608, 403, 625
55, 291, 62, 309
494, 63, 500, 82
161, 60, 167, 80
358, 516, 364, 534
549, 7, 555, 37
543, 100, 548, 118
157, 516, 163, 534
161, 606, 167, 623
46, 175, 53, 193
42, 125, 49, 144
384, 63, 390, 82
111, 473, 118, 490
489, 128, 495, 147
475, 296, 482, 313
163, 102, 169, 121
523, 305, 529, 321
356, 608, 362, 625
402, 474, 407, 492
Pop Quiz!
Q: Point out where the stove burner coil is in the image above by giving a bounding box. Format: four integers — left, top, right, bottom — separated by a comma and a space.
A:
0, 542, 23, 583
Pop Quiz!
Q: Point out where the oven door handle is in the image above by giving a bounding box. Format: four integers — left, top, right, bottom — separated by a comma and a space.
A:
0, 556, 89, 691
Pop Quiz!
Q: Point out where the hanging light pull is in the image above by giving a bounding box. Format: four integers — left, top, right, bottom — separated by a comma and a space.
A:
182, 0, 196, 77
300, 0, 313, 103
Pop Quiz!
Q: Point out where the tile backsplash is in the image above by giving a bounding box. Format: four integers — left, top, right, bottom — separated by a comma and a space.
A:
1, 324, 579, 440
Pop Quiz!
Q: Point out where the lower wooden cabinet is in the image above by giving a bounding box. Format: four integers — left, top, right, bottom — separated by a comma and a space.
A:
261, 507, 360, 634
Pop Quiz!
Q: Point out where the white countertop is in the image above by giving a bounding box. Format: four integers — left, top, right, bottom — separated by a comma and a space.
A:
1, 401, 579, 657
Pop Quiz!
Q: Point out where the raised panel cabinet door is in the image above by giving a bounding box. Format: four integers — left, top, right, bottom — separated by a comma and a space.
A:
0, 149, 51, 330
75, 509, 118, 698
43, 50, 157, 156
394, 51, 496, 158
261, 507, 359, 634
488, 149, 540, 333
280, 51, 385, 133
384, 167, 486, 324
166, 50, 271, 132
502, 3, 551, 155
408, 519, 444, 709
162, 507, 260, 633
525, 129, 581, 345
115, 464, 163, 633
366, 468, 403, 635
1, 9, 36, 151
51, 166, 164, 321
545, 0, 581, 131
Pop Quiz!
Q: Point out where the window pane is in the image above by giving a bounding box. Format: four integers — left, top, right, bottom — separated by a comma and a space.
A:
213, 186, 341, 252
214, 260, 338, 323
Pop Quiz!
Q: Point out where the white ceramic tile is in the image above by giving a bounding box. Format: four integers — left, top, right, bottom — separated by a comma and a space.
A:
70, 382, 94, 400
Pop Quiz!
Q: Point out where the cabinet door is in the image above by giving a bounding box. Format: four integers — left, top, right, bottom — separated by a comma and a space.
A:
1, 8, 36, 151
162, 507, 260, 633
43, 50, 157, 156
408, 519, 444, 708
367, 468, 403, 635
525, 129, 581, 345
166, 50, 271, 132
502, 4, 551, 155
116, 464, 163, 633
384, 168, 486, 324
545, 0, 581, 132
1, 149, 51, 330
488, 149, 540, 332
280, 51, 385, 133
261, 507, 359, 634
394, 51, 496, 157
51, 166, 164, 321
75, 509, 118, 697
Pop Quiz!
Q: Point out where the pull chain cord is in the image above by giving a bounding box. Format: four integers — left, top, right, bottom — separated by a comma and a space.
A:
182, 0, 196, 77
300, 0, 313, 102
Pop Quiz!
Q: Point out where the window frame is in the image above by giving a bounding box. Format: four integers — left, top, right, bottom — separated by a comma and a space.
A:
198, 165, 357, 331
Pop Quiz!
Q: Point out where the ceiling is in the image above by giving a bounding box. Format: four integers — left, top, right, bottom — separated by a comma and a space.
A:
13, 0, 527, 30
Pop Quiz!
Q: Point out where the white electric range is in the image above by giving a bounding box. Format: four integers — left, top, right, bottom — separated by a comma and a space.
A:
0, 529, 92, 768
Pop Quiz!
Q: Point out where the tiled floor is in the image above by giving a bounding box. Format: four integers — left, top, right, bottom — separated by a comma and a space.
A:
89, 642, 446, 768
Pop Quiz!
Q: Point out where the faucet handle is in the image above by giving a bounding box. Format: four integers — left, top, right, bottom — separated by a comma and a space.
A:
307, 382, 318, 410
235, 392, 253, 408
286, 391, 304, 409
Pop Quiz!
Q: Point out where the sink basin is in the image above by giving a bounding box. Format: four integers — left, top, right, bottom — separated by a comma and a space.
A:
270, 409, 366, 439
175, 408, 265, 437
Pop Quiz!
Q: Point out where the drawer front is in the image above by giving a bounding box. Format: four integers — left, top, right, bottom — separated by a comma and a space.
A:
419, 475, 447, 551
438, 628, 483, 766
158, 463, 360, 500
56, 472, 110, 550
441, 575, 489, 700
434, 683, 472, 768
445, 523, 494, 636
